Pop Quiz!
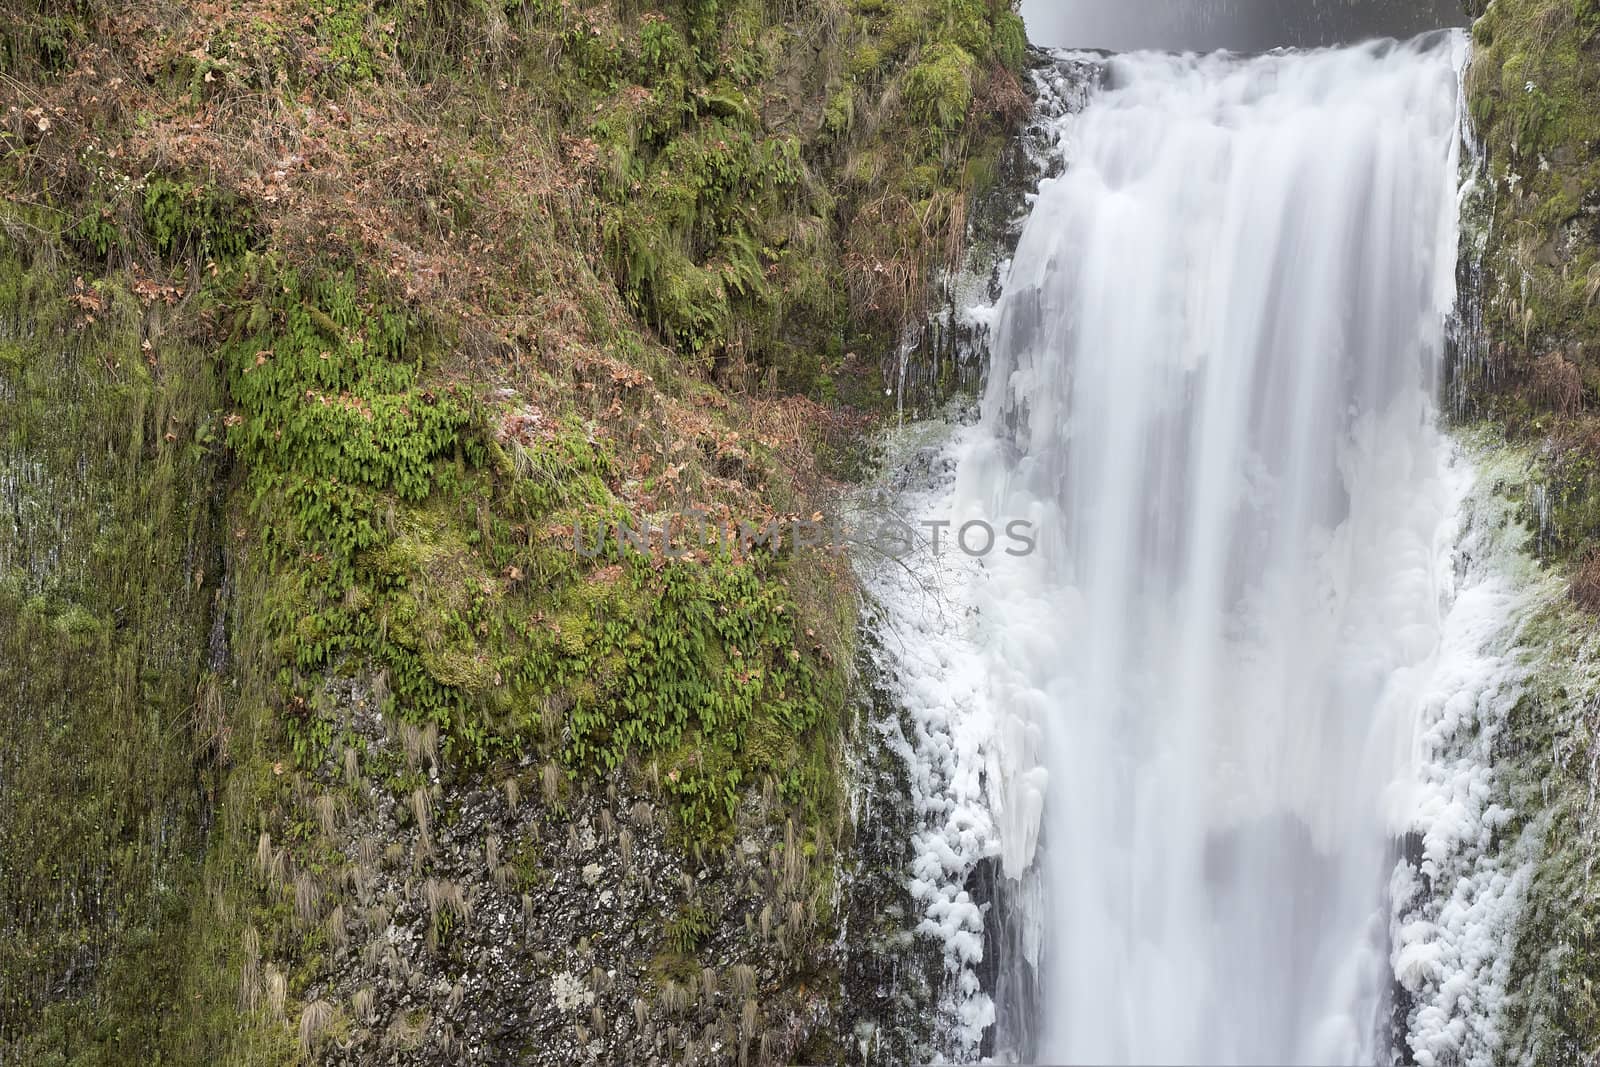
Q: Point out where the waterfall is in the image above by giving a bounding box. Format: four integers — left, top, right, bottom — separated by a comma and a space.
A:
865, 29, 1538, 1065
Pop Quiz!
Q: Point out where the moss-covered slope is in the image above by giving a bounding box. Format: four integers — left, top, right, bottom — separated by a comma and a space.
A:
0, 0, 1027, 1062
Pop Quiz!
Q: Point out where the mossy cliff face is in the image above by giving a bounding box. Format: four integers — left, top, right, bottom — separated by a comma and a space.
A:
1460, 0, 1600, 562
1463, 0, 1600, 1061
0, 0, 1027, 1062
0, 233, 253, 1060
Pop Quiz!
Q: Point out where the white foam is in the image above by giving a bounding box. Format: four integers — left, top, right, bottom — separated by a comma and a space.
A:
1387, 453, 1544, 1067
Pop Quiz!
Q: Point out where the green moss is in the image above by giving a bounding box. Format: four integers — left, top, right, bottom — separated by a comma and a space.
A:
905, 42, 977, 134
824, 83, 856, 139
663, 898, 714, 953
569, 0, 1022, 389
849, 43, 884, 78
0, 2, 84, 76
317, 0, 377, 79
638, 14, 691, 78
599, 118, 804, 364
140, 176, 257, 261
223, 264, 470, 558
547, 552, 847, 845
992, 10, 1027, 74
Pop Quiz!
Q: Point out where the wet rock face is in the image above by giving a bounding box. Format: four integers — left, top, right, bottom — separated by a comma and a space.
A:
0, 250, 227, 1050
893, 51, 1102, 422
832, 657, 950, 1066
282, 680, 845, 1066
252, 650, 970, 1066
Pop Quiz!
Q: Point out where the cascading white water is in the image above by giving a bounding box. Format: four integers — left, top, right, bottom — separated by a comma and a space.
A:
974, 35, 1472, 1063
866, 31, 1517, 1065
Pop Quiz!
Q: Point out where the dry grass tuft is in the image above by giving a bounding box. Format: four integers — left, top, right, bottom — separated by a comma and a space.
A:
424, 877, 471, 926
409, 786, 432, 849
659, 980, 693, 1016
313, 793, 341, 839
1533, 351, 1584, 416
1572, 550, 1600, 611
618, 827, 635, 873
484, 833, 501, 870
255, 831, 284, 889
352, 985, 376, 1024
730, 964, 756, 1001
264, 965, 288, 1021
299, 999, 334, 1055
293, 870, 321, 929
238, 925, 262, 1012
325, 903, 348, 957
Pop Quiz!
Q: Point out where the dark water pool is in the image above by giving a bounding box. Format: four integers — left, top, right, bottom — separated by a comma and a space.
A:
1020, 0, 1468, 53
